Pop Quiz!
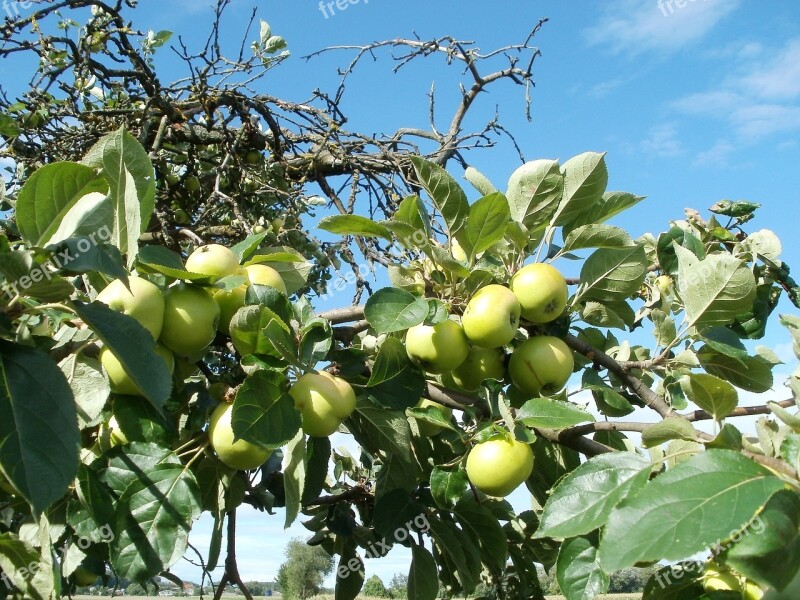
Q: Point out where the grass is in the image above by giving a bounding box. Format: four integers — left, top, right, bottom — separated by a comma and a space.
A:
76, 594, 643, 599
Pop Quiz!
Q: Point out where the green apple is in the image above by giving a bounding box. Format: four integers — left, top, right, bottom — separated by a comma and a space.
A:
451, 346, 506, 391
100, 343, 174, 396
508, 336, 573, 396
405, 319, 470, 374
654, 274, 673, 296
245, 150, 262, 164
245, 263, 287, 295
415, 398, 453, 436
213, 285, 247, 335
510, 263, 568, 324
703, 563, 743, 593
185, 244, 240, 278
744, 581, 764, 600
289, 373, 347, 437
208, 402, 271, 470
98, 416, 129, 451
466, 435, 534, 497
160, 284, 220, 357
317, 371, 357, 419
96, 276, 165, 339
462, 284, 521, 348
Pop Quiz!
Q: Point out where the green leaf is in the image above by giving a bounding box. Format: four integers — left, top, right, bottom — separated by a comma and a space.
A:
463, 192, 510, 261
0, 112, 21, 137
232, 370, 301, 449
710, 200, 761, 218
318, 214, 392, 241
506, 159, 563, 230
516, 397, 595, 429
73, 301, 172, 409
675, 245, 757, 330
562, 224, 634, 253
283, 430, 306, 528
454, 497, 508, 573
429, 245, 470, 278
641, 417, 699, 448
135, 245, 216, 283
59, 353, 108, 429
364, 288, 429, 334
15, 161, 108, 247
565, 191, 645, 232
536, 452, 652, 539
651, 308, 677, 347
114, 395, 171, 445
372, 489, 423, 540
780, 314, 800, 358
244, 283, 293, 325
680, 373, 738, 420
428, 517, 480, 593
83, 127, 156, 266
43, 190, 114, 247
526, 437, 581, 509
102, 441, 181, 497
720, 490, 800, 590
302, 436, 331, 505
0, 250, 74, 302
580, 301, 627, 330
0, 340, 78, 514
0, 533, 53, 600
641, 562, 705, 600
579, 245, 648, 302
408, 543, 439, 600
111, 464, 201, 581
410, 156, 469, 240
430, 466, 468, 509
781, 433, 800, 473
657, 227, 705, 275
299, 319, 333, 366
556, 534, 609, 600
229, 305, 290, 358
48, 237, 127, 281
230, 231, 269, 262
701, 327, 749, 362
347, 397, 412, 465
598, 449, 786, 572
554, 152, 608, 228
368, 339, 425, 412
335, 544, 364, 600
697, 346, 774, 393
391, 194, 431, 249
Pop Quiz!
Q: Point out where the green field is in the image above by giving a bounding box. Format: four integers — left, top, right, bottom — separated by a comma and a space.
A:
77, 595, 642, 599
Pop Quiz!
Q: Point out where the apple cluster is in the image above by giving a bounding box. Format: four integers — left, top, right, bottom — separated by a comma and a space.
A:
403, 262, 574, 497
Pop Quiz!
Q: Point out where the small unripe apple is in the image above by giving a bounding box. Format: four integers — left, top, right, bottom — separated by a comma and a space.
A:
72, 562, 102, 586
213, 285, 247, 335
508, 336, 573, 396
245, 263, 287, 295
185, 244, 240, 278
511, 263, 569, 324
415, 398, 453, 436
451, 346, 506, 391
462, 284, 521, 348
208, 402, 271, 470
405, 320, 470, 374
245, 150, 262, 164
160, 284, 220, 357
100, 343, 175, 396
466, 435, 534, 497
654, 274, 673, 297
96, 277, 165, 340
702, 563, 742, 594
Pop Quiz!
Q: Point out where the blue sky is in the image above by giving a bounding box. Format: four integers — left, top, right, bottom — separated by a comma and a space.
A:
6, 0, 800, 588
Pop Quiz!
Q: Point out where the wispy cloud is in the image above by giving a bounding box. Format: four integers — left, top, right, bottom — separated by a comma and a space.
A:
672, 37, 800, 165
585, 0, 741, 55
641, 122, 683, 157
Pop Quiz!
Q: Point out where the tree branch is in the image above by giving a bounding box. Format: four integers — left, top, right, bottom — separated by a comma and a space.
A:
216, 509, 253, 600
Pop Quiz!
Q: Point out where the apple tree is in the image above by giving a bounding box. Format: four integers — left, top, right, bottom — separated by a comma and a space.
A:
2, 3, 800, 600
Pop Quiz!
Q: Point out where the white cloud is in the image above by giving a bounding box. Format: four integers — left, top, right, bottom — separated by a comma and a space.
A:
739, 39, 800, 101
693, 139, 736, 167
641, 122, 683, 157
585, 0, 741, 55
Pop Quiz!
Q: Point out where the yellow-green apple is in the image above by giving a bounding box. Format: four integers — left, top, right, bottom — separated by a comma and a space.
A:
213, 285, 247, 335
317, 371, 357, 418
510, 263, 568, 324
209, 402, 271, 470
159, 284, 220, 357
289, 373, 347, 437
98, 415, 129, 451
451, 239, 467, 262
462, 284, 521, 348
415, 398, 453, 436
654, 274, 673, 297
100, 344, 174, 396
72, 562, 102, 586
185, 243, 240, 278
703, 563, 743, 594
244, 263, 287, 295
508, 336, 573, 396
466, 435, 534, 497
96, 276, 165, 339
451, 346, 506, 391
405, 320, 470, 374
